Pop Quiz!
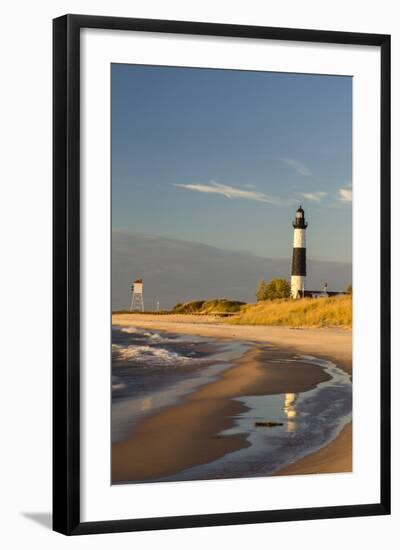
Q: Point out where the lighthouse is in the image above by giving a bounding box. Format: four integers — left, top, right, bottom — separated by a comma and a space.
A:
291, 206, 308, 299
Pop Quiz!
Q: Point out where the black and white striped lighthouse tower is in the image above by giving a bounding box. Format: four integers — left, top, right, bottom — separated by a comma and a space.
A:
291, 206, 308, 299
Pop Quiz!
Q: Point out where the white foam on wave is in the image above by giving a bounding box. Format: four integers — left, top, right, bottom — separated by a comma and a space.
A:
146, 332, 165, 341
120, 326, 176, 343
112, 344, 196, 366
120, 326, 139, 334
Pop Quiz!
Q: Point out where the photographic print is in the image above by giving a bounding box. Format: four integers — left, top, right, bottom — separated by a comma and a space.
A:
111, 64, 353, 484
53, 15, 390, 534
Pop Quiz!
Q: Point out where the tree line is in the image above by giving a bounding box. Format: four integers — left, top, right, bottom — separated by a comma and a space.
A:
256, 278, 291, 301
256, 279, 353, 301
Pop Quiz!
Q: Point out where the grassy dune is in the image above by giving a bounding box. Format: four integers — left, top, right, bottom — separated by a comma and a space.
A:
173, 299, 245, 315
228, 295, 352, 328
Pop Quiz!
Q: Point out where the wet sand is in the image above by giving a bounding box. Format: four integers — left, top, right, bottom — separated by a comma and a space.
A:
276, 423, 352, 476
112, 314, 352, 481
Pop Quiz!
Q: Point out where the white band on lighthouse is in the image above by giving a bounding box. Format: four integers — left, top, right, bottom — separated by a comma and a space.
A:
291, 275, 305, 299
293, 228, 306, 248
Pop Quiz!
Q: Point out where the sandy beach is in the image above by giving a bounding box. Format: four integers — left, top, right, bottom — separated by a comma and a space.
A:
112, 313, 352, 482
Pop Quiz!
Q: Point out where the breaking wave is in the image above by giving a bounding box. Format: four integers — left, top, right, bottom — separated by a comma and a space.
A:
120, 326, 177, 344
120, 327, 138, 334
112, 343, 197, 367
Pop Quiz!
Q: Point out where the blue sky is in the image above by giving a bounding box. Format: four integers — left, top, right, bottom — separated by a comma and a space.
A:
112, 64, 352, 263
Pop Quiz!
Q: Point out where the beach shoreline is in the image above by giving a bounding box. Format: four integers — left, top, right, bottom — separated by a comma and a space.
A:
112, 313, 352, 374
112, 313, 352, 482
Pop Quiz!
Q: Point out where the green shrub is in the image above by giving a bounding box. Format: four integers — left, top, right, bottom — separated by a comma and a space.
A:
256, 278, 291, 301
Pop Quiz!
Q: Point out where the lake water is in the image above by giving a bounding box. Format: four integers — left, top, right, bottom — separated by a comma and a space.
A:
112, 325, 352, 481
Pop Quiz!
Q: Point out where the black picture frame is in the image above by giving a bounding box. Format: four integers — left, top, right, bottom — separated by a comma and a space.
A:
53, 14, 391, 535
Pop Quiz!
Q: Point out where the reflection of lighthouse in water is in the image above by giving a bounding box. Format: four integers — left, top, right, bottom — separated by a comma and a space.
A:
283, 393, 298, 433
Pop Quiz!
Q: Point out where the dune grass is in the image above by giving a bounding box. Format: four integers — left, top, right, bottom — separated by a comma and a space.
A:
172, 299, 245, 315
228, 294, 352, 328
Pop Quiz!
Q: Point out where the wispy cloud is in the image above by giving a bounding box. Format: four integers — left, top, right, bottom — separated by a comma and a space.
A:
338, 187, 352, 202
279, 157, 311, 176
173, 181, 281, 204
301, 191, 327, 202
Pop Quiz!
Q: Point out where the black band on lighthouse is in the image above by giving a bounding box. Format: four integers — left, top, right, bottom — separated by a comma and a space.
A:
291, 248, 306, 276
